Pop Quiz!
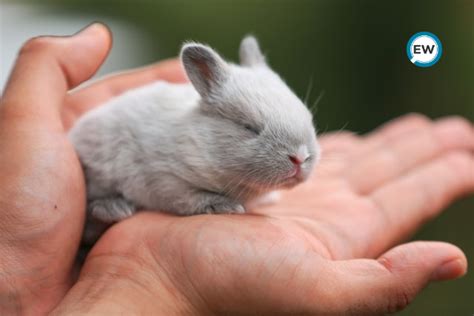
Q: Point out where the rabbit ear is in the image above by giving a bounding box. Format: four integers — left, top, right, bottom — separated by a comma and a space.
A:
181, 43, 229, 97
239, 35, 266, 67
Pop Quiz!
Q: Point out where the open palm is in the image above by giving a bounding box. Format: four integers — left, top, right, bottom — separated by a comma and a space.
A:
73, 113, 472, 315
1, 25, 473, 315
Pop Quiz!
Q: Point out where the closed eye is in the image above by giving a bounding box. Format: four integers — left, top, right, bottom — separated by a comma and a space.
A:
242, 123, 260, 135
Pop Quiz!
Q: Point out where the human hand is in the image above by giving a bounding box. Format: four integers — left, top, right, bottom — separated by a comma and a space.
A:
54, 110, 474, 315
0, 24, 186, 315
2, 24, 473, 316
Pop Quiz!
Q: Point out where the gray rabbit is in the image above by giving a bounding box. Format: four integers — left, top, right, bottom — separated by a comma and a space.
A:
69, 36, 320, 242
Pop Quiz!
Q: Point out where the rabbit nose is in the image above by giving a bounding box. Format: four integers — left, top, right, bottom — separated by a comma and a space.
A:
289, 155, 303, 165
289, 145, 310, 165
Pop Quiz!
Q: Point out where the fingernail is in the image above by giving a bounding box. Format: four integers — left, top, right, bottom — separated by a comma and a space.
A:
431, 259, 467, 281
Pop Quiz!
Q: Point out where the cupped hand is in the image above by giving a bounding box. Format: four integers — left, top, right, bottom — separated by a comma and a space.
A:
0, 24, 185, 315
55, 31, 474, 316
1, 24, 473, 316
53, 114, 473, 315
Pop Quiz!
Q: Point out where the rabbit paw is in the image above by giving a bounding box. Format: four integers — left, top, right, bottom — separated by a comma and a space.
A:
88, 197, 136, 223
203, 200, 246, 214
186, 193, 246, 215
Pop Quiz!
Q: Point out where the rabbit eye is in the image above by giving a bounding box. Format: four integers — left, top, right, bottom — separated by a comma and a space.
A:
242, 123, 260, 135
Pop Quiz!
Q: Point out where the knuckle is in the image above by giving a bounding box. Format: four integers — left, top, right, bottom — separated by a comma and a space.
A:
378, 255, 394, 273
438, 116, 473, 135
19, 36, 58, 56
386, 288, 413, 313
440, 115, 471, 126
444, 152, 472, 176
401, 113, 431, 127
435, 152, 474, 196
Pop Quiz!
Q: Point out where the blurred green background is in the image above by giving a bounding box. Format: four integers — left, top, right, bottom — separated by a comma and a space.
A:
3, 0, 474, 314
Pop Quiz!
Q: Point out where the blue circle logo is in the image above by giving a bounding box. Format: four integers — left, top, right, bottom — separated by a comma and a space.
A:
406, 32, 442, 67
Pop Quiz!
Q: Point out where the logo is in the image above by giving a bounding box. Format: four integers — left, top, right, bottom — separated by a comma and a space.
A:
406, 32, 442, 67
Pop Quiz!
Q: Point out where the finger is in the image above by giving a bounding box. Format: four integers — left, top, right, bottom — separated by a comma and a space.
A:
319, 241, 466, 314
347, 117, 474, 194
0, 23, 111, 130
65, 59, 187, 118
356, 113, 433, 156
316, 132, 361, 176
319, 114, 431, 158
367, 151, 474, 254
316, 114, 432, 177
318, 131, 361, 155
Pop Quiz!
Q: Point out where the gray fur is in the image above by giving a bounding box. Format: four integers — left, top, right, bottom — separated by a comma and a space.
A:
181, 43, 229, 97
239, 35, 266, 66
69, 36, 320, 243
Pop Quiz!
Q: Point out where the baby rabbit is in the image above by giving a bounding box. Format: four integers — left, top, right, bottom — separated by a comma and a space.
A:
69, 36, 319, 241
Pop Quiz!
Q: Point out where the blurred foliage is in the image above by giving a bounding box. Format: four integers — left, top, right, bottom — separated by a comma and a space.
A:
7, 0, 474, 314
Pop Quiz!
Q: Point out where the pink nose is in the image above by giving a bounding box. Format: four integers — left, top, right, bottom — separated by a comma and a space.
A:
289, 155, 303, 165
288, 145, 309, 167
289, 145, 310, 166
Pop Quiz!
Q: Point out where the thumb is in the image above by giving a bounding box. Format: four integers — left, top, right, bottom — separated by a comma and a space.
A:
1, 23, 111, 129
321, 241, 467, 314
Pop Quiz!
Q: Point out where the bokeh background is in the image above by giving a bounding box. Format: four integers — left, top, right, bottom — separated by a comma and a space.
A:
1, 0, 473, 314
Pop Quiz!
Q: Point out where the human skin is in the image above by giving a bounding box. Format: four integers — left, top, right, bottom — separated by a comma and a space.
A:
0, 24, 473, 315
